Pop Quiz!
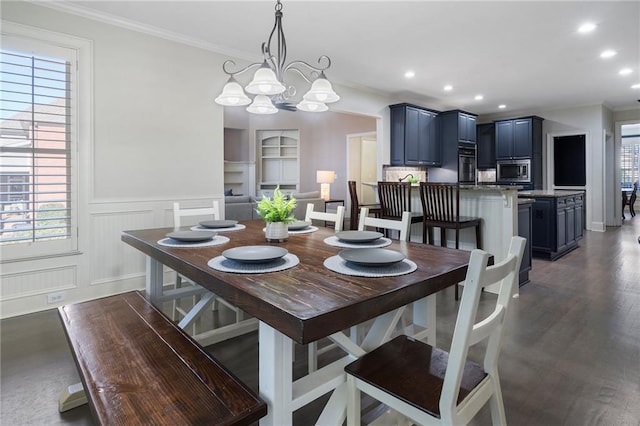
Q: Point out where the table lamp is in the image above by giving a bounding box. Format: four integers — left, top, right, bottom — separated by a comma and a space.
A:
316, 170, 335, 201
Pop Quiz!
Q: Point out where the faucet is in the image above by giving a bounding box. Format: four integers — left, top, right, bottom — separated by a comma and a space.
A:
398, 173, 414, 182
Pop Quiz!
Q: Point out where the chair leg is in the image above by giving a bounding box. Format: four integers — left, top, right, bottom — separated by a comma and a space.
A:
475, 223, 482, 250
488, 375, 507, 426
346, 376, 361, 426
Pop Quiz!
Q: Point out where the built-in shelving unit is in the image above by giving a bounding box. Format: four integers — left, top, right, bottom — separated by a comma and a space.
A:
257, 129, 299, 196
223, 161, 252, 196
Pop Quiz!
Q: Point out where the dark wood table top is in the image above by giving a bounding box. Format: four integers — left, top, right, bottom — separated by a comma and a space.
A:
121, 221, 472, 344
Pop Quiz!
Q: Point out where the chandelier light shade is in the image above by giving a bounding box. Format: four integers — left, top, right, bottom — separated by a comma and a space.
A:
246, 95, 278, 115
245, 64, 286, 95
214, 77, 252, 106
303, 74, 340, 103
215, 0, 339, 114
296, 99, 329, 112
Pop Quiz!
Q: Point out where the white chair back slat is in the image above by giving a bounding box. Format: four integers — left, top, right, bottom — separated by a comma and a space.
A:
305, 203, 345, 232
173, 200, 220, 229
358, 207, 411, 242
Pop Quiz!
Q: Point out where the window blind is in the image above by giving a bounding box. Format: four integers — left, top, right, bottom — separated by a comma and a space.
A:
0, 49, 72, 245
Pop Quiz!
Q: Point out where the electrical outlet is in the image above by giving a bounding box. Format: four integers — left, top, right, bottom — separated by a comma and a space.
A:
47, 291, 65, 304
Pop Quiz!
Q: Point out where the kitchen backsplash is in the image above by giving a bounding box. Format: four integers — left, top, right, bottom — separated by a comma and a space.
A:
383, 165, 427, 182
477, 169, 497, 183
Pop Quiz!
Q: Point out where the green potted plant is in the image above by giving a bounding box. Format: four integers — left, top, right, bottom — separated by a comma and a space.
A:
256, 187, 297, 241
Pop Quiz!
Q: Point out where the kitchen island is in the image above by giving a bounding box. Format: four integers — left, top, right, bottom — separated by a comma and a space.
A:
518, 190, 584, 260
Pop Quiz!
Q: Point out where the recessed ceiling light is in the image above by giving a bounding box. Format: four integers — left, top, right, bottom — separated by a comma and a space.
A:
632, 83, 640, 89
475, 95, 484, 101
577, 22, 597, 33
600, 49, 617, 59
404, 70, 415, 78
619, 68, 633, 76
443, 85, 453, 91
498, 104, 506, 109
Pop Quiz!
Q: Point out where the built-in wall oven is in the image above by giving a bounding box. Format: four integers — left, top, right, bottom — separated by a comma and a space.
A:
497, 159, 531, 183
458, 146, 476, 184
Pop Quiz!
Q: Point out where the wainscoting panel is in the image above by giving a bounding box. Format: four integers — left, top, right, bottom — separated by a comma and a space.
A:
1, 266, 77, 301
90, 209, 154, 285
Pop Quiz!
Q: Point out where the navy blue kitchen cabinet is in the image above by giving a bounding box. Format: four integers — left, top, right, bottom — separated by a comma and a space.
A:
526, 192, 583, 260
495, 116, 543, 160
390, 103, 440, 166
440, 110, 477, 145
476, 123, 495, 169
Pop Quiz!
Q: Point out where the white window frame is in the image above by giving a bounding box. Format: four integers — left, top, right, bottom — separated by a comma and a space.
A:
0, 21, 92, 262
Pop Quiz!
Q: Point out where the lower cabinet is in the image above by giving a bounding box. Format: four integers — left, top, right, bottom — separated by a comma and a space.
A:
527, 193, 584, 260
518, 201, 533, 286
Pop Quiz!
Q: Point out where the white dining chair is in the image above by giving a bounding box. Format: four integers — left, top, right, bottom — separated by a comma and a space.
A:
172, 201, 244, 333
345, 236, 526, 426
304, 203, 345, 232
358, 207, 411, 242
357, 208, 419, 343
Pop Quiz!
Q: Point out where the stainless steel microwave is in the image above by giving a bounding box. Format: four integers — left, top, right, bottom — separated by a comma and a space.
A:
497, 159, 531, 182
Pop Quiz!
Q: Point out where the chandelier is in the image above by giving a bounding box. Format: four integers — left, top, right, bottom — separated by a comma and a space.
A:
214, 0, 339, 114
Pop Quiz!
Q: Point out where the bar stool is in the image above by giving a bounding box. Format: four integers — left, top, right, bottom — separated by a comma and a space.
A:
419, 182, 482, 300
348, 180, 381, 230
376, 181, 423, 237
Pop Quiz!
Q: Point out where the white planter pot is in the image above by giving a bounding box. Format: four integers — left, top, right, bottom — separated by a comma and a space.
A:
265, 222, 288, 242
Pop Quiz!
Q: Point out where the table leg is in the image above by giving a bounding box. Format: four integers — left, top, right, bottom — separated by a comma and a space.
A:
146, 256, 164, 304
259, 323, 293, 426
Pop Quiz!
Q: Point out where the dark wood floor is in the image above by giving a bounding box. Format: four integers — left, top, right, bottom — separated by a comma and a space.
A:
2, 218, 640, 425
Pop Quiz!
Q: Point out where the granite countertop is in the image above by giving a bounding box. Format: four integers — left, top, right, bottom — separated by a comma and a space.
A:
460, 184, 521, 191
518, 190, 585, 197
518, 198, 535, 205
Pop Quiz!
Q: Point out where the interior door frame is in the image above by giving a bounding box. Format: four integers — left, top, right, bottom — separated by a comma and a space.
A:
346, 131, 378, 216
546, 130, 590, 228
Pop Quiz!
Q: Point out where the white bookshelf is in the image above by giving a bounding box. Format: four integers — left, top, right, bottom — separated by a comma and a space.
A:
257, 129, 299, 196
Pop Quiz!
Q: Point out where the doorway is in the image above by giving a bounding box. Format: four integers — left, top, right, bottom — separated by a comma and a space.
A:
346, 132, 378, 216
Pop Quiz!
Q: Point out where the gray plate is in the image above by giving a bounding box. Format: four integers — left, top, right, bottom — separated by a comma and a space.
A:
166, 230, 216, 242
335, 230, 384, 243
339, 248, 406, 266
199, 219, 238, 229
222, 245, 288, 264
288, 221, 312, 231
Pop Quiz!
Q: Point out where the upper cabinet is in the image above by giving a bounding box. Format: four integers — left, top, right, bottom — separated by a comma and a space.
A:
452, 111, 477, 143
390, 103, 440, 166
442, 110, 477, 144
495, 116, 543, 160
476, 123, 496, 169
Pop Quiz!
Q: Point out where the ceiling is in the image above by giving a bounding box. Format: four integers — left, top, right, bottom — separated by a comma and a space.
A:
53, 0, 640, 116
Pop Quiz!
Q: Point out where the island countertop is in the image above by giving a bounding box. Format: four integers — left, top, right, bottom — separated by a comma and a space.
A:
460, 184, 523, 191
518, 190, 585, 198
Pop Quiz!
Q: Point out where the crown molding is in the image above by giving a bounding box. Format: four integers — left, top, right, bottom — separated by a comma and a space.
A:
29, 0, 260, 63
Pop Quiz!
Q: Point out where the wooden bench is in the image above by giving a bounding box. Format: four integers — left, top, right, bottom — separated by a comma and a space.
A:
58, 291, 267, 425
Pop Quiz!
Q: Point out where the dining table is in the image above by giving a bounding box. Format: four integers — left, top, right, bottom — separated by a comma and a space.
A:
121, 219, 474, 425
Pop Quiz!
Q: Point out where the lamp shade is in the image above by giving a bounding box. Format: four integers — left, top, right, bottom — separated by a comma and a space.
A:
246, 95, 278, 115
316, 170, 336, 184
215, 79, 251, 106
296, 99, 328, 112
303, 77, 340, 103
245, 66, 286, 95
